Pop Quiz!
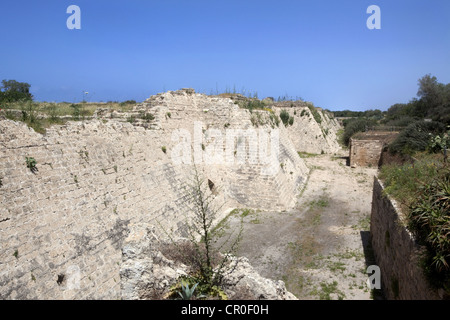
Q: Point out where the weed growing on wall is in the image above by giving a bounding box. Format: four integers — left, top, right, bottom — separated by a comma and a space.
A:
379, 152, 450, 293
161, 165, 243, 299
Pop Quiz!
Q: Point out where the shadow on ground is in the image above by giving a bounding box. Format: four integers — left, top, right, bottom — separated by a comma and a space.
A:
360, 230, 385, 300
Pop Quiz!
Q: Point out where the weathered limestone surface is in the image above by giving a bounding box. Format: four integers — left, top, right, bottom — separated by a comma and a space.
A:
370, 177, 443, 300
120, 223, 297, 300
273, 104, 341, 154
0, 89, 334, 299
349, 132, 399, 168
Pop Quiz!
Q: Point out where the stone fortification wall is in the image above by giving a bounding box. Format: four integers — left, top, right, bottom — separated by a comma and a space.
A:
349, 139, 384, 168
370, 177, 443, 300
0, 89, 318, 299
349, 132, 399, 168
272, 103, 341, 155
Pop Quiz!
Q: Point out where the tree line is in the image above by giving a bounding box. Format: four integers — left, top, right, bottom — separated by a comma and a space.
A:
0, 80, 33, 103
338, 74, 450, 155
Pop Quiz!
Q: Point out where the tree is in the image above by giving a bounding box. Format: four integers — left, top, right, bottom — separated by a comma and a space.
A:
162, 164, 243, 299
0, 80, 33, 103
342, 118, 375, 146
416, 75, 445, 114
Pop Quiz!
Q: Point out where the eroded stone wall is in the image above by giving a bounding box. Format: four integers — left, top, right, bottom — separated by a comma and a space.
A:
273, 105, 341, 155
349, 139, 384, 168
0, 90, 323, 299
370, 177, 442, 300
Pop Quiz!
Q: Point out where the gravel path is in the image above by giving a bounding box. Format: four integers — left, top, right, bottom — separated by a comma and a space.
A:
215, 150, 380, 300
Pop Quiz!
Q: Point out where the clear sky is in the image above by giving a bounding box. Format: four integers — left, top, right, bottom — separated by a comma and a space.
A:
1, 0, 449, 111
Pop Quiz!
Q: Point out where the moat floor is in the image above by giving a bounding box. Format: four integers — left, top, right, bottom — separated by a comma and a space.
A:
216, 149, 379, 300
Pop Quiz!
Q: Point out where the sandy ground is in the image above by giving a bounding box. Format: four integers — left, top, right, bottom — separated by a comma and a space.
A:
215, 149, 381, 300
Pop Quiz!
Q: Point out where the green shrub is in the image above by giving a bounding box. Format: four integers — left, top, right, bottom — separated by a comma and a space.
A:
280, 109, 290, 126
119, 100, 137, 106
383, 116, 417, 127
407, 168, 450, 289
428, 126, 449, 153
307, 105, 322, 124
342, 118, 375, 146
379, 154, 441, 208
388, 121, 445, 155
141, 112, 155, 121
379, 153, 450, 292
269, 113, 280, 127
70, 104, 81, 120
25, 157, 37, 173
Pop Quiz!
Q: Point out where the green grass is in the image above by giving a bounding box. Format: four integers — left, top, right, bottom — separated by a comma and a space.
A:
379, 151, 450, 292
1, 100, 137, 134
378, 152, 443, 211
307, 104, 322, 124
308, 196, 329, 209
297, 151, 321, 158
311, 281, 345, 300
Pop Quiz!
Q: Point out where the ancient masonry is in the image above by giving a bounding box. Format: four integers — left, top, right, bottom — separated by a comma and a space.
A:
0, 89, 340, 299
370, 177, 445, 299
349, 131, 399, 168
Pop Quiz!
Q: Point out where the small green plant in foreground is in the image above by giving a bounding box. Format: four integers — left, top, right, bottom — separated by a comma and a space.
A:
160, 165, 243, 300
169, 275, 226, 300
161, 146, 167, 153
177, 281, 199, 300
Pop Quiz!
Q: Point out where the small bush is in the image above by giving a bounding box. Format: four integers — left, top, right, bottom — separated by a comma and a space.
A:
25, 157, 37, 173
70, 104, 81, 120
269, 113, 280, 127
288, 116, 294, 126
428, 126, 450, 153
141, 112, 155, 121
388, 121, 445, 155
407, 168, 450, 289
379, 153, 450, 292
342, 118, 375, 146
161, 146, 167, 153
379, 154, 441, 209
239, 99, 267, 112
119, 100, 137, 106
280, 109, 290, 126
307, 105, 322, 124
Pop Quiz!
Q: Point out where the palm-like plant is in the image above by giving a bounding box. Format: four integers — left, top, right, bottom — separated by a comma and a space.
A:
177, 282, 199, 300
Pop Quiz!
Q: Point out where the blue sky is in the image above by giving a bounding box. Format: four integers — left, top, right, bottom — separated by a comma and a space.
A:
0, 0, 449, 111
